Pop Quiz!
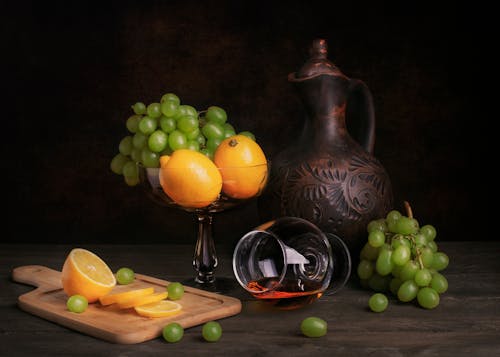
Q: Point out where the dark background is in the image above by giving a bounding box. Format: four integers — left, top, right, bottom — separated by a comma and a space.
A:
2, 1, 484, 245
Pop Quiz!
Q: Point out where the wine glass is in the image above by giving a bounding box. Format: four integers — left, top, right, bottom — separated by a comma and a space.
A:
137, 162, 269, 293
232, 217, 351, 309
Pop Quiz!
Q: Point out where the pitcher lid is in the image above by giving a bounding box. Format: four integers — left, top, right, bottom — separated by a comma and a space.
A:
289, 39, 347, 82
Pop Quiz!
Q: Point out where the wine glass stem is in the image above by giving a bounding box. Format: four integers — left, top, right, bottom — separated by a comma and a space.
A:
193, 213, 218, 284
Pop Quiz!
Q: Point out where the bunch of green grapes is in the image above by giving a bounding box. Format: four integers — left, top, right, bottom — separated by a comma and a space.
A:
358, 202, 449, 310
109, 92, 255, 186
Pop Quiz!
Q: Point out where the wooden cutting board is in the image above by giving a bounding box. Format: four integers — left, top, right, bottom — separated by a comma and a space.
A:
12, 265, 242, 344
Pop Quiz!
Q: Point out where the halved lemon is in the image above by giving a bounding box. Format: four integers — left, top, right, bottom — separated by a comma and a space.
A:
134, 300, 182, 318
116, 292, 168, 309
61, 248, 116, 303
99, 287, 154, 306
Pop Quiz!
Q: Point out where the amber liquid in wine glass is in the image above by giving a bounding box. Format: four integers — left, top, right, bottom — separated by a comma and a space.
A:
247, 277, 324, 310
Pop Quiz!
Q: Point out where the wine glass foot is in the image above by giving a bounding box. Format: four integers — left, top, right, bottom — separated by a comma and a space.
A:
182, 277, 239, 294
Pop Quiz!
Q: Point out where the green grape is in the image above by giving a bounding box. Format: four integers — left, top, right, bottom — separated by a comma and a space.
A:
124, 175, 139, 186
386, 210, 401, 232
202, 321, 222, 342
417, 287, 440, 309
367, 219, 388, 233
237, 131, 255, 141
427, 240, 438, 253
202, 121, 225, 140
195, 133, 206, 147
141, 148, 160, 168
200, 148, 214, 160
126, 114, 142, 133
132, 132, 148, 149
413, 233, 427, 247
357, 259, 374, 280
430, 273, 448, 293
414, 268, 432, 287
368, 273, 391, 292
186, 140, 200, 151
379, 243, 391, 253
119, 136, 133, 156
300, 317, 327, 338
110, 153, 129, 175
176, 105, 197, 119
130, 148, 142, 163
167, 282, 184, 300
206, 106, 227, 125
186, 127, 200, 140
389, 277, 403, 295
67, 295, 88, 313
386, 210, 401, 222
162, 322, 184, 343
148, 130, 168, 153
392, 245, 411, 266
160, 99, 179, 118
397, 280, 419, 302
160, 93, 180, 105
432, 252, 449, 271
168, 130, 187, 150
420, 247, 434, 268
375, 248, 393, 276
146, 102, 162, 119
131, 102, 146, 115
206, 137, 222, 152
391, 236, 411, 249
368, 293, 388, 312
183, 105, 198, 117
138, 116, 158, 135
223, 123, 236, 138
116, 267, 135, 285
360, 242, 379, 261
361, 208, 448, 308
420, 224, 437, 241
392, 264, 403, 278
177, 116, 199, 133
159, 116, 176, 133
122, 161, 138, 178
394, 216, 419, 235
368, 230, 385, 248
400, 260, 419, 281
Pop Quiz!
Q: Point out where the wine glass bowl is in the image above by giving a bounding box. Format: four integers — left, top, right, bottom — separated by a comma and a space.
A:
138, 162, 269, 292
232, 217, 334, 310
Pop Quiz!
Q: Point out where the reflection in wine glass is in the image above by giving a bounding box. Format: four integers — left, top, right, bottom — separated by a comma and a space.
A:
138, 163, 269, 293
233, 217, 351, 309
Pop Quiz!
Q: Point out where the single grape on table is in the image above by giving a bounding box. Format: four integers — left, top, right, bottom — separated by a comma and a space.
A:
358, 201, 450, 310
110, 92, 257, 186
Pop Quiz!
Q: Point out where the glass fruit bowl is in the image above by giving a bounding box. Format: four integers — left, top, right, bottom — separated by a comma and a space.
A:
138, 161, 269, 293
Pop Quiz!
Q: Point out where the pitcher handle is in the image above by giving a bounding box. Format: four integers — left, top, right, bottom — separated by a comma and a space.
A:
346, 79, 376, 154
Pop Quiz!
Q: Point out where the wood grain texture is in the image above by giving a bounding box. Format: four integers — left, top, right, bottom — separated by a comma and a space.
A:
11, 265, 241, 344
1, 242, 499, 356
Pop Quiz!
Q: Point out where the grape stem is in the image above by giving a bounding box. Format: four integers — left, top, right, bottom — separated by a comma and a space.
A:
404, 201, 413, 219
415, 246, 425, 270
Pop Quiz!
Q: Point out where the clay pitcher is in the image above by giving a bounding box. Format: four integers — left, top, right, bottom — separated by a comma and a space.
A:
259, 39, 393, 255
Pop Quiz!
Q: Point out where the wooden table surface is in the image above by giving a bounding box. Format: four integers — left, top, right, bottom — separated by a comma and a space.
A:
1, 241, 499, 356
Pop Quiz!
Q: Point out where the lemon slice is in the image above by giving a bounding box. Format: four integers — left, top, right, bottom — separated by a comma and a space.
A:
99, 287, 154, 306
116, 292, 168, 309
134, 300, 182, 318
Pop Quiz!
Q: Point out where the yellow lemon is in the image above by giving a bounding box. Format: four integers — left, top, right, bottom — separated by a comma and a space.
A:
159, 149, 222, 208
99, 287, 154, 306
134, 300, 182, 318
61, 248, 116, 303
214, 135, 268, 199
